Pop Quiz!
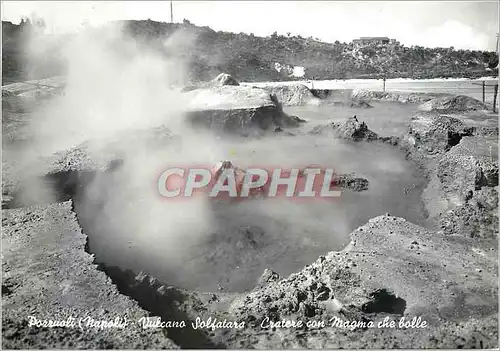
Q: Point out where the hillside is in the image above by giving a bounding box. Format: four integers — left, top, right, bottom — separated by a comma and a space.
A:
2, 19, 499, 84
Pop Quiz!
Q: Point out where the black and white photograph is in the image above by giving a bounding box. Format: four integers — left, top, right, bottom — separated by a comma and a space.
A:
1, 0, 499, 349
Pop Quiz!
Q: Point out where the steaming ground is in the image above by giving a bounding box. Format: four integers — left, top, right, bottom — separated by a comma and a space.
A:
3, 23, 427, 293
70, 123, 428, 293
4, 103, 428, 293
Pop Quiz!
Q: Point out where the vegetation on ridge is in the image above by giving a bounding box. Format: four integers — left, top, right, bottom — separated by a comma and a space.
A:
2, 19, 498, 84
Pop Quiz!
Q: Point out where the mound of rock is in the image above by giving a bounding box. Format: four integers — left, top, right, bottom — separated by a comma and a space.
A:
181, 73, 240, 92
310, 115, 379, 142
224, 214, 498, 348
435, 135, 499, 238
404, 112, 474, 155
402, 108, 498, 238
184, 86, 282, 133
184, 85, 303, 133
332, 115, 379, 141
418, 95, 489, 113
352, 89, 450, 104
259, 84, 321, 106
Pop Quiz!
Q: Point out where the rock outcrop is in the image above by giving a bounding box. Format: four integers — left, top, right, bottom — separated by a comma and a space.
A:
184, 85, 284, 133
404, 111, 474, 155
352, 89, 450, 104
1, 202, 179, 349
224, 216, 497, 348
223, 214, 498, 349
309, 115, 379, 142
433, 136, 498, 238
333, 115, 379, 141
258, 84, 321, 106
402, 110, 498, 239
418, 95, 489, 113
184, 85, 304, 133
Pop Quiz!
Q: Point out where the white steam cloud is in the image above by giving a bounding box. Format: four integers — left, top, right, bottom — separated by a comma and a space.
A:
11, 22, 353, 293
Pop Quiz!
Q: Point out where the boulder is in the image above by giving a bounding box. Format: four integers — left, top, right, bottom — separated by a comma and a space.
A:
184, 86, 301, 133
184, 86, 282, 133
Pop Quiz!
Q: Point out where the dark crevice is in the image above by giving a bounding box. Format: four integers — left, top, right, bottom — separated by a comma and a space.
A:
446, 128, 473, 151
361, 289, 407, 315
100, 266, 225, 349
447, 131, 464, 150
2, 279, 18, 297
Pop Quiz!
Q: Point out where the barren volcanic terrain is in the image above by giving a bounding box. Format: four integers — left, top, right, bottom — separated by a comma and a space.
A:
1, 23, 498, 350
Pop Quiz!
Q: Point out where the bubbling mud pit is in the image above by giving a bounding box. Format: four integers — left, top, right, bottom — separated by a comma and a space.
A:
68, 107, 429, 294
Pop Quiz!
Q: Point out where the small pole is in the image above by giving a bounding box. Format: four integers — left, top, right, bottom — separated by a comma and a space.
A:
383, 77, 386, 92
493, 84, 498, 113
170, 1, 173, 23
482, 81, 485, 103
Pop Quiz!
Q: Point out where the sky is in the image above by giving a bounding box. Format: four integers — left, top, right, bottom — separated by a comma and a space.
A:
1, 1, 499, 51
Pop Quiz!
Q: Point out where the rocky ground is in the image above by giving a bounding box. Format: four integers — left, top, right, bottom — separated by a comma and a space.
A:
2, 75, 498, 349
